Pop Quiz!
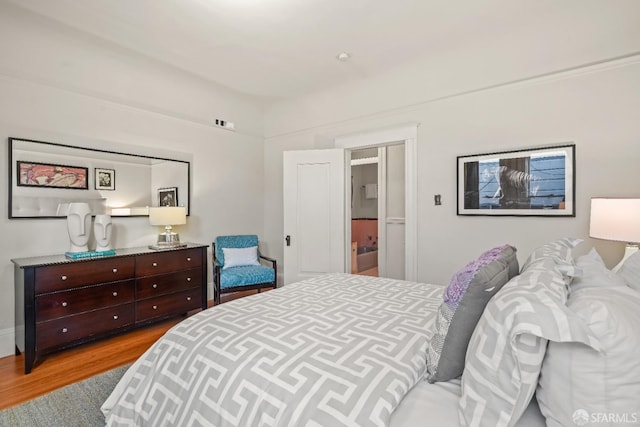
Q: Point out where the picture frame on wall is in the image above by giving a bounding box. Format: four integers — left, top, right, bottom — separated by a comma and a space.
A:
95, 168, 115, 190
158, 187, 178, 207
457, 144, 575, 217
17, 161, 88, 189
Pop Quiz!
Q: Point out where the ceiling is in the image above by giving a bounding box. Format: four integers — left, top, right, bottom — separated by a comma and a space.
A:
7, 0, 639, 101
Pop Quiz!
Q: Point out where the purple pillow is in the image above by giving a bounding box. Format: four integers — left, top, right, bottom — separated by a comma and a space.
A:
426, 244, 518, 383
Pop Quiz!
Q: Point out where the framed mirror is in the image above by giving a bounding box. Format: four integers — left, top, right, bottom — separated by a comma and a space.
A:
8, 137, 190, 219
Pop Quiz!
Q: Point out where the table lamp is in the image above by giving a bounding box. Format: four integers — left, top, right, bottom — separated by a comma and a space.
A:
149, 206, 187, 249
589, 198, 640, 272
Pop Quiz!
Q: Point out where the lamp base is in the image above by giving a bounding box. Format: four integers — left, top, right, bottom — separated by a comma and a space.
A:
149, 232, 187, 250
611, 243, 639, 273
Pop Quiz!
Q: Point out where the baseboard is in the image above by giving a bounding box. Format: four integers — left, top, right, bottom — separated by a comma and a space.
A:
0, 326, 14, 358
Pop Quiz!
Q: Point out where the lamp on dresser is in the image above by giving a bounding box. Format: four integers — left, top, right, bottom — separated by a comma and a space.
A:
589, 197, 640, 272
149, 206, 187, 249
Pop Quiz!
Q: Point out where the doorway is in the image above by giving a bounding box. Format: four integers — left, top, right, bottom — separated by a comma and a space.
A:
336, 124, 418, 281
349, 144, 406, 279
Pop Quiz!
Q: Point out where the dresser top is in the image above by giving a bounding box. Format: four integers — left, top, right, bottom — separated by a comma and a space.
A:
11, 243, 208, 268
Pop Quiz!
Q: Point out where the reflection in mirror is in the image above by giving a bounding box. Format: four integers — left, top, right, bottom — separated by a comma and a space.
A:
8, 138, 190, 218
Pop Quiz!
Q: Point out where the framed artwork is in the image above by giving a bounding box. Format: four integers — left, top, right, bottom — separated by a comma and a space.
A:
95, 168, 115, 190
17, 161, 88, 189
457, 144, 575, 216
158, 187, 178, 207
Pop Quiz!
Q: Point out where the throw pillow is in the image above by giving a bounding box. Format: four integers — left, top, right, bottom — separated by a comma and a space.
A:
617, 250, 640, 291
426, 244, 518, 383
459, 251, 601, 427
222, 246, 260, 270
536, 285, 640, 427
570, 248, 627, 292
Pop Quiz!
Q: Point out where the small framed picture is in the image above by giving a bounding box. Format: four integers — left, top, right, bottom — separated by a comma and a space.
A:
95, 168, 115, 190
158, 187, 178, 207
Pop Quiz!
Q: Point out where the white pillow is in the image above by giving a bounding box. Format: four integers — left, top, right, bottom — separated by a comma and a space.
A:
570, 248, 627, 292
617, 250, 640, 291
536, 285, 640, 427
222, 246, 259, 270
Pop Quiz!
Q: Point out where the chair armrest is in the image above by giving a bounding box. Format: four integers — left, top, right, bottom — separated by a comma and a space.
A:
259, 254, 276, 266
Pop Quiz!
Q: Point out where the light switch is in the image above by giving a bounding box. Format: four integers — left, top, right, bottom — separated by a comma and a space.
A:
434, 194, 442, 206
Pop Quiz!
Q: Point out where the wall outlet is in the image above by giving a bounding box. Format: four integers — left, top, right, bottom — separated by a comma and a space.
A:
434, 194, 442, 205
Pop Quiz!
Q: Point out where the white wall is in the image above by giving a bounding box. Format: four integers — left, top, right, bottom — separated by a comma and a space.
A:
0, 3, 266, 357
264, 59, 640, 287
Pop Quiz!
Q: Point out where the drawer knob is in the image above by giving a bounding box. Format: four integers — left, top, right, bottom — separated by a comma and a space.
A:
186, 296, 191, 301
61, 301, 68, 307
113, 315, 119, 320
62, 327, 68, 333
112, 268, 118, 273
113, 291, 118, 297
186, 277, 191, 282
152, 262, 158, 267
152, 283, 158, 289
61, 275, 67, 281
152, 305, 158, 310
187, 257, 192, 261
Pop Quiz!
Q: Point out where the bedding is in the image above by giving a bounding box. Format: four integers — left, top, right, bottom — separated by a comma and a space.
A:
102, 273, 443, 426
537, 271, 640, 426
459, 238, 602, 427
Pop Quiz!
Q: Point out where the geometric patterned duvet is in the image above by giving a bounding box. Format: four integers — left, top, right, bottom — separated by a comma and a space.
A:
102, 273, 443, 427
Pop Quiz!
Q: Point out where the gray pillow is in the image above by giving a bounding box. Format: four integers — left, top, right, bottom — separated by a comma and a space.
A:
426, 244, 518, 383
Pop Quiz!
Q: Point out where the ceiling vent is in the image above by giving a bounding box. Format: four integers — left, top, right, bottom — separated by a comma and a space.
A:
213, 118, 235, 131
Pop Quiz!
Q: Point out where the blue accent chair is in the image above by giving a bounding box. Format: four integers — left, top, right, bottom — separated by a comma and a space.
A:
212, 235, 277, 305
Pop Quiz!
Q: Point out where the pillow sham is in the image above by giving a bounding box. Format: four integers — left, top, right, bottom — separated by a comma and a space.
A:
222, 246, 260, 270
520, 237, 582, 275
571, 248, 627, 292
537, 285, 640, 427
459, 247, 601, 427
426, 244, 518, 383
617, 250, 640, 291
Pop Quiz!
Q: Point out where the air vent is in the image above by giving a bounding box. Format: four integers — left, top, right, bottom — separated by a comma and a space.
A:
213, 118, 235, 131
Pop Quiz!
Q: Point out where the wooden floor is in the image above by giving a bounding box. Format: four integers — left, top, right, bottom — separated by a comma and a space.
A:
0, 291, 257, 410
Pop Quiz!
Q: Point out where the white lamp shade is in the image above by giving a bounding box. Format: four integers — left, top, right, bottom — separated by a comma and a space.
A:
149, 206, 186, 226
590, 198, 640, 243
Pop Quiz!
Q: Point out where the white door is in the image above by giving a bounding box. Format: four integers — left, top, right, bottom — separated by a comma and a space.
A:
283, 149, 345, 284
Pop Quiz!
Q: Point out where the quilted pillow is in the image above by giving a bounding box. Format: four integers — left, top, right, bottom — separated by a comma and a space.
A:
459, 244, 601, 427
537, 273, 640, 427
426, 244, 518, 383
222, 246, 260, 270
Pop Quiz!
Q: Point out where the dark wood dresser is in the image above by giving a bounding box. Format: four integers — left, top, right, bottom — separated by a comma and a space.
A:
12, 243, 208, 374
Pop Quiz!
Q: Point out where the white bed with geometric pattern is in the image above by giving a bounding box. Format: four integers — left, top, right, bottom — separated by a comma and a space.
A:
103, 238, 638, 426
102, 274, 447, 426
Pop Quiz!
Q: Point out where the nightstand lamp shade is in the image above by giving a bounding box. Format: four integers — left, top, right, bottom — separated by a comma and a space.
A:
589, 198, 640, 272
149, 206, 187, 249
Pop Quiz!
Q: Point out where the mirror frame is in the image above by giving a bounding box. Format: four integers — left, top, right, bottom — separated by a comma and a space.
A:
8, 137, 191, 219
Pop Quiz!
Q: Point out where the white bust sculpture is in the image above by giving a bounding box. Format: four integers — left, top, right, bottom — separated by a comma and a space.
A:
94, 214, 113, 251
66, 202, 91, 253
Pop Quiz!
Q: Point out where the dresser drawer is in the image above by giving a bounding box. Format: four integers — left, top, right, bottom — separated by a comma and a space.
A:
136, 289, 201, 323
36, 280, 135, 322
135, 248, 202, 276
36, 303, 135, 351
35, 257, 135, 294
136, 268, 202, 299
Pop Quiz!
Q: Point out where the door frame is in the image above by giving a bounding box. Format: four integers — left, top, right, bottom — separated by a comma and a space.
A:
335, 123, 418, 281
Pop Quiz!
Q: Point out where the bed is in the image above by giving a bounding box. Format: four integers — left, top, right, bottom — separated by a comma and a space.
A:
102, 239, 640, 426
